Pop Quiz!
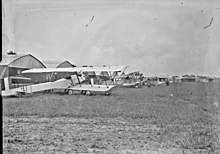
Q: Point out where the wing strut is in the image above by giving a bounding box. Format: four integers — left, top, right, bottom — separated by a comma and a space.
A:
76, 72, 81, 87
101, 71, 109, 88
70, 76, 75, 86
109, 72, 118, 85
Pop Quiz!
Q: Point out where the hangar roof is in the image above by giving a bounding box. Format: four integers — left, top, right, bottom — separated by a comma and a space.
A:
43, 60, 75, 68
0, 54, 46, 68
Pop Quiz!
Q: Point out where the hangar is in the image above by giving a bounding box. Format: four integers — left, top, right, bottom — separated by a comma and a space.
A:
0, 52, 46, 91
0, 52, 46, 78
43, 60, 76, 68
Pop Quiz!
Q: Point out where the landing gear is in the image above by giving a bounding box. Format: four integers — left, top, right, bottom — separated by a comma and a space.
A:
68, 90, 73, 95
18, 93, 23, 98
105, 91, 111, 96
86, 91, 91, 96
66, 89, 111, 96
67, 89, 82, 95
81, 90, 86, 95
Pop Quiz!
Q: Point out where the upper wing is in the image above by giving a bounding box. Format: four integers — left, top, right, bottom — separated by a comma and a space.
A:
81, 66, 128, 73
22, 67, 83, 74
22, 66, 128, 75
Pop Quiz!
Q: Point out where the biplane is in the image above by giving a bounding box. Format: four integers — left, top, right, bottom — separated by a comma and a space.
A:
119, 71, 144, 88
1, 66, 128, 97
63, 66, 128, 95
145, 76, 171, 87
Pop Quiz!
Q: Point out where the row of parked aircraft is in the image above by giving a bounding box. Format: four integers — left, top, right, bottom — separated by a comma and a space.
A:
1, 65, 169, 97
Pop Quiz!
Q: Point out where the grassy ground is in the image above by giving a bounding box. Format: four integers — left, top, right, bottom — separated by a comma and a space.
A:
3, 82, 220, 153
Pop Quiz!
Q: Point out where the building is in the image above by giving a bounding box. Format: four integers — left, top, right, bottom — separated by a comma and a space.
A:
181, 75, 196, 82
57, 61, 76, 68
196, 76, 214, 83
157, 75, 167, 82
173, 76, 182, 82
43, 60, 76, 68
0, 53, 46, 79
0, 52, 46, 91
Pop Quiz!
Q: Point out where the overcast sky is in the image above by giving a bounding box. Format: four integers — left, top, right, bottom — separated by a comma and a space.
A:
2, 0, 220, 76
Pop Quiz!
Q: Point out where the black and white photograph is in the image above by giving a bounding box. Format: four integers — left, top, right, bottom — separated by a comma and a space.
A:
2, 0, 220, 153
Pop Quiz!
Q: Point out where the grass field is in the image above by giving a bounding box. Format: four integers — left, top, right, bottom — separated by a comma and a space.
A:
3, 82, 220, 153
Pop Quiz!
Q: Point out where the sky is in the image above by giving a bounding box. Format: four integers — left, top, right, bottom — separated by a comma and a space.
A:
2, 0, 220, 76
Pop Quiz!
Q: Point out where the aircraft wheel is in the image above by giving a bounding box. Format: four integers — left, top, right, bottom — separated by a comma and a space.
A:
105, 92, 110, 96
64, 89, 68, 94
82, 90, 86, 95
76, 90, 81, 95
68, 90, 73, 95
18, 93, 23, 98
86, 91, 91, 96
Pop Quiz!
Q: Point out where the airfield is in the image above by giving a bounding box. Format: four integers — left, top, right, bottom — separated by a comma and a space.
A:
3, 82, 220, 154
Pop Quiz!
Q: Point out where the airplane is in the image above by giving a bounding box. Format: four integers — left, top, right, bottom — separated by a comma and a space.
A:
63, 66, 128, 95
118, 71, 144, 88
81, 66, 128, 85
145, 76, 171, 87
1, 67, 84, 97
1, 66, 128, 97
